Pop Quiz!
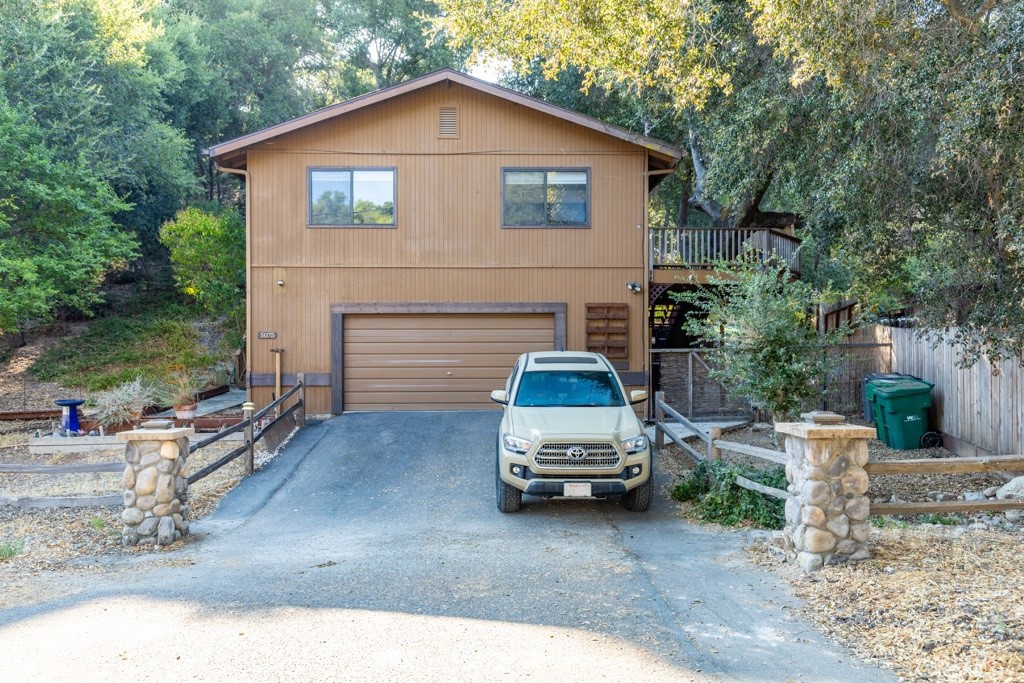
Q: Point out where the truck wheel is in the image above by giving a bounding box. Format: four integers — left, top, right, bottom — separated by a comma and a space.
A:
622, 476, 652, 512
496, 456, 522, 513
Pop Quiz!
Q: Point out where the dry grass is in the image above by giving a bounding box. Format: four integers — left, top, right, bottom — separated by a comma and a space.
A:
750, 529, 1024, 683
658, 422, 1024, 683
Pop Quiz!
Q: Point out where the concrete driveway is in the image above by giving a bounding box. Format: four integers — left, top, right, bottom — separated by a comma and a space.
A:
0, 412, 895, 682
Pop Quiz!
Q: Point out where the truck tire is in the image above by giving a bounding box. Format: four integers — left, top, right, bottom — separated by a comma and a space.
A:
496, 454, 522, 513
621, 476, 652, 512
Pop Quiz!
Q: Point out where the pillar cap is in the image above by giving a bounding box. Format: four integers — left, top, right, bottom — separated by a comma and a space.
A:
117, 427, 195, 442
774, 422, 875, 439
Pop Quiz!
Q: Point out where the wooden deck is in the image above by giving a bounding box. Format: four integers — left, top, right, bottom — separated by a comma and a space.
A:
649, 227, 801, 279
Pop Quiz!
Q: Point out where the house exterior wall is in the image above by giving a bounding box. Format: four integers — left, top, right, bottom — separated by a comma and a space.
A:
243, 81, 650, 413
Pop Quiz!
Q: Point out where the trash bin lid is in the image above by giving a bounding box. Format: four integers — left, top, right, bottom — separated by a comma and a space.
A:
870, 378, 934, 398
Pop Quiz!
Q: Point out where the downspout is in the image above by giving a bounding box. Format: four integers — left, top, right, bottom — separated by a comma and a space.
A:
214, 163, 252, 403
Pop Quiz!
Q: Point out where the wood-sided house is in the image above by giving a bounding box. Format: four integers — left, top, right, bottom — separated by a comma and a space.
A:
207, 69, 683, 414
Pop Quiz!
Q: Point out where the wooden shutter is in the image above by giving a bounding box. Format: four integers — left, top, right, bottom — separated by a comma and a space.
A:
586, 303, 628, 369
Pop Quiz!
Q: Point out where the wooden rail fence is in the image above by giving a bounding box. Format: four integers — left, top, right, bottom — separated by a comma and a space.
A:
0, 376, 306, 508
654, 390, 792, 502
654, 391, 1024, 514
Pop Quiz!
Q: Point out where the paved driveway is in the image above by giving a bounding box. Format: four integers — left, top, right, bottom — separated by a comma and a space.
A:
0, 412, 894, 682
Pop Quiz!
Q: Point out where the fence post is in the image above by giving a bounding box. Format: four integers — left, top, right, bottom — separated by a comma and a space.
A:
654, 391, 666, 450
687, 352, 694, 418
242, 401, 255, 474
708, 426, 722, 461
296, 372, 306, 428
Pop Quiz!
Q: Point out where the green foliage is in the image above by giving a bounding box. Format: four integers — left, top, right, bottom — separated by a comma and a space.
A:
436, 0, 1024, 367
671, 460, 787, 529
871, 516, 910, 530
0, 90, 137, 333
0, 538, 25, 559
920, 513, 961, 526
30, 301, 217, 391
159, 207, 245, 338
675, 255, 850, 420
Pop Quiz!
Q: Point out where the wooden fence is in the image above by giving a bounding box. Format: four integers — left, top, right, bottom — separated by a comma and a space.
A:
653, 391, 792, 502
0, 376, 305, 509
888, 326, 1024, 456
654, 390, 1024, 516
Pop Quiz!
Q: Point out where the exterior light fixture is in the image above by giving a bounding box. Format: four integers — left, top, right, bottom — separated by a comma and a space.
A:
626, 281, 642, 293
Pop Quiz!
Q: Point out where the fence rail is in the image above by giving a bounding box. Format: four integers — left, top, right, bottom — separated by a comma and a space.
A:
654, 391, 792, 501
650, 226, 801, 274
1, 375, 307, 505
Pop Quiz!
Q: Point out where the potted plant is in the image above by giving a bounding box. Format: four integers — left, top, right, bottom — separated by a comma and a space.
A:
160, 368, 203, 421
93, 377, 159, 433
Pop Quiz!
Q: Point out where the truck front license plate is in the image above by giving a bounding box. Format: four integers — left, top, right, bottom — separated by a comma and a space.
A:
563, 482, 592, 497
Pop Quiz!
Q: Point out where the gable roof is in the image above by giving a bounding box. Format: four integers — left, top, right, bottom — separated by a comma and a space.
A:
206, 69, 684, 173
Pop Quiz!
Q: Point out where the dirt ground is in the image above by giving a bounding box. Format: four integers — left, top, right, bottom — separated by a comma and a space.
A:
661, 425, 1024, 683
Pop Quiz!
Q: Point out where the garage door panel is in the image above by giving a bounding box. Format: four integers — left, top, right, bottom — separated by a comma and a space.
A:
343, 313, 554, 410
345, 328, 553, 342
346, 315, 553, 331
346, 367, 517, 380
344, 353, 531, 369
346, 341, 547, 355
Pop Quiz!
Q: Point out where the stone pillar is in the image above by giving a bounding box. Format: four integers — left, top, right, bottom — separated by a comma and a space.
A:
776, 416, 875, 572
117, 426, 194, 547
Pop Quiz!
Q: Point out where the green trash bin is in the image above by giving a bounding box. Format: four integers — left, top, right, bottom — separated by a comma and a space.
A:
864, 380, 890, 443
870, 378, 935, 450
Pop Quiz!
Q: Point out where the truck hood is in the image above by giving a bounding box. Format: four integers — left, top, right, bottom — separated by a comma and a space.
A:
508, 406, 642, 442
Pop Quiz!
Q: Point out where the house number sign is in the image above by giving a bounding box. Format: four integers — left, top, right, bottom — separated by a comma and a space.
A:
257, 331, 278, 340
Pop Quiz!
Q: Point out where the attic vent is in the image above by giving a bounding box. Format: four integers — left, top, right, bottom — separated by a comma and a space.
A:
438, 106, 459, 138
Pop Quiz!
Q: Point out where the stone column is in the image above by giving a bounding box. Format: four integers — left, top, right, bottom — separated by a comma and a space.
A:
117, 426, 195, 547
776, 417, 875, 572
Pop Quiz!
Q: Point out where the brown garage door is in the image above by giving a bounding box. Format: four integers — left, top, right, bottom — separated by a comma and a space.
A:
343, 313, 555, 410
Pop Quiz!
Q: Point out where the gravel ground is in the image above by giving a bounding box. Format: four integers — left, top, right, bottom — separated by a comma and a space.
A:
659, 423, 1024, 683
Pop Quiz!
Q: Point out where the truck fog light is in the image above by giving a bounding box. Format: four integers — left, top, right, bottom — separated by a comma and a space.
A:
511, 465, 522, 476
631, 466, 641, 476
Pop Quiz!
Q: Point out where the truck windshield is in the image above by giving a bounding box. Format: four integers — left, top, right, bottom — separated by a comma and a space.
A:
514, 370, 625, 407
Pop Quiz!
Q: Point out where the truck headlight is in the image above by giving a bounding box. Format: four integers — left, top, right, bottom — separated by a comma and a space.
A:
502, 433, 532, 455
621, 435, 648, 454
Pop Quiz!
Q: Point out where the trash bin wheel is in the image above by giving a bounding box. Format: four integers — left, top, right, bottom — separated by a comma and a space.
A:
920, 431, 942, 449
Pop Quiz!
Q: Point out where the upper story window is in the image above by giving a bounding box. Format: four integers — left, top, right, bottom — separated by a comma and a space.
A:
502, 168, 589, 228
309, 168, 396, 227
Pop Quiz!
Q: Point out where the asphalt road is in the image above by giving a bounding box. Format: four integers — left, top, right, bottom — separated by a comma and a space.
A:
0, 412, 896, 682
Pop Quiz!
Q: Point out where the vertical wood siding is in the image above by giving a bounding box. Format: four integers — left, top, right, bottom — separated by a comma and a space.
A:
246, 82, 650, 413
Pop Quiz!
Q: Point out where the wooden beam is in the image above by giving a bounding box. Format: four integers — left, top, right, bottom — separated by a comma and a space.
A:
0, 494, 121, 509
0, 461, 122, 474
734, 475, 793, 502
871, 499, 1024, 516
714, 440, 788, 466
865, 455, 1024, 475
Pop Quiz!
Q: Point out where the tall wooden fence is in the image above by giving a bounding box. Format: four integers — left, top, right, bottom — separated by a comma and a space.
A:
889, 326, 1024, 456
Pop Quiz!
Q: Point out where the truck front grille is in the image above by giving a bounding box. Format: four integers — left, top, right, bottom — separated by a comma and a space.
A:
533, 442, 621, 468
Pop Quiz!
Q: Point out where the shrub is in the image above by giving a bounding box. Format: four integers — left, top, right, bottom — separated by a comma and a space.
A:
671, 460, 788, 529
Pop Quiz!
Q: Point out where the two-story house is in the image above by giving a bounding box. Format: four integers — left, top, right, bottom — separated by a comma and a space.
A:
207, 69, 683, 414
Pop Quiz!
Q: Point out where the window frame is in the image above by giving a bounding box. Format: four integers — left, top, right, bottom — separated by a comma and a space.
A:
307, 166, 398, 228
501, 167, 591, 229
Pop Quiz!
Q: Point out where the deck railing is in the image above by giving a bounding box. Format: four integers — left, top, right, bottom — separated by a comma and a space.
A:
650, 227, 801, 275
